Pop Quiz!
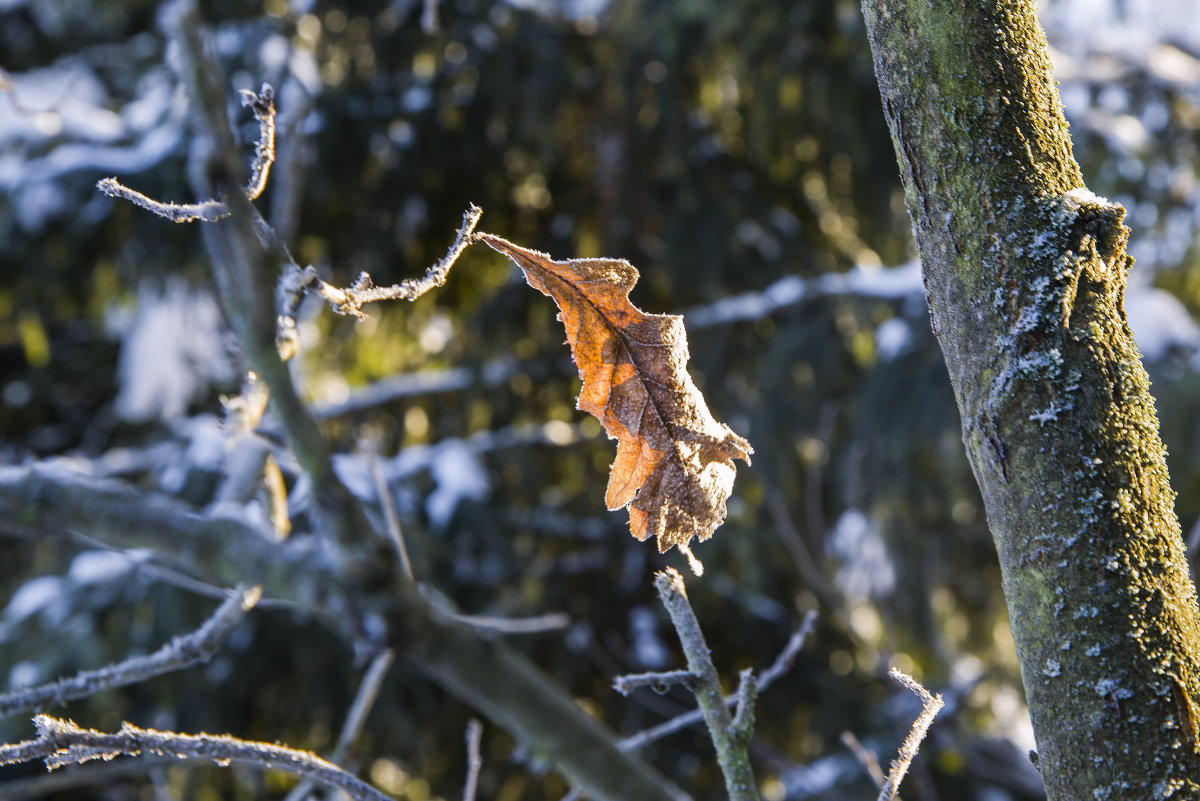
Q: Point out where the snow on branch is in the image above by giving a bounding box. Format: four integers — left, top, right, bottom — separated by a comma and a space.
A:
95, 84, 276, 223
0, 585, 261, 721
0, 715, 391, 801
876, 667, 945, 801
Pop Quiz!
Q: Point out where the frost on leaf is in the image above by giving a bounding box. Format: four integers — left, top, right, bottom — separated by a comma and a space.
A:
477, 234, 753, 556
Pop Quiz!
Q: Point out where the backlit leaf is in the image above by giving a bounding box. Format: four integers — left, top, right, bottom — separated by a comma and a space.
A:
478, 234, 753, 562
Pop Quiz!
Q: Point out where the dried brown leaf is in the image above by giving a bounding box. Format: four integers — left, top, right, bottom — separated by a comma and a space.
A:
478, 234, 753, 556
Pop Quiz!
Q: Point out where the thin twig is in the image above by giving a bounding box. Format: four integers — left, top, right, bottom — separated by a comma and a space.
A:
877, 668, 944, 801
332, 651, 394, 764
313, 204, 483, 318
612, 670, 696, 697
0, 716, 390, 801
0, 586, 261, 720
619, 610, 816, 751
463, 719, 483, 801
0, 754, 180, 801
282, 650, 395, 801
840, 730, 887, 788
653, 569, 759, 801
452, 612, 571, 634
96, 84, 275, 223
368, 449, 413, 580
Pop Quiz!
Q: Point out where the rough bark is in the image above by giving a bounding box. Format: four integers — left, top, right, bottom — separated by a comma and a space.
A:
861, 0, 1200, 797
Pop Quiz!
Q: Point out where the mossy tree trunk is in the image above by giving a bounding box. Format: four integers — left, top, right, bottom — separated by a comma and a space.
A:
861, 0, 1200, 797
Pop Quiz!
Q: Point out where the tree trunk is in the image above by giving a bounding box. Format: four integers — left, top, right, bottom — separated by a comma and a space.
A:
860, 0, 1200, 797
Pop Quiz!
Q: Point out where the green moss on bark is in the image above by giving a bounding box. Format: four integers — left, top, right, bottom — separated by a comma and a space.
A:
863, 0, 1200, 797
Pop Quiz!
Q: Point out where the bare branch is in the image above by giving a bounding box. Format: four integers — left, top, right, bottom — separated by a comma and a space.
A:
369, 449, 413, 580
0, 464, 689, 801
313, 204, 483, 318
463, 719, 483, 801
452, 612, 571, 634
283, 649, 395, 801
613, 670, 697, 697
653, 569, 758, 801
619, 610, 816, 751
0, 716, 390, 801
840, 730, 888, 788
877, 668, 944, 801
96, 84, 276, 223
757, 609, 818, 689
0, 585, 260, 721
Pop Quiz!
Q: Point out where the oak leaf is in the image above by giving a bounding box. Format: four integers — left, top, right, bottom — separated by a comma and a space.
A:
477, 234, 753, 563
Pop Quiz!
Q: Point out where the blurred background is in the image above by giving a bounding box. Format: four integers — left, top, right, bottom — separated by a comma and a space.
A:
1, 0, 1199, 799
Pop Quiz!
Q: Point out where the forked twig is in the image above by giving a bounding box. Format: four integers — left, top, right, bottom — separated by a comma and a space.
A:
97, 84, 276, 223
618, 609, 817, 750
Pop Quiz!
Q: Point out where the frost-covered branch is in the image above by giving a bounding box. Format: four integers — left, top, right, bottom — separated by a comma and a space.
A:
156, 0, 377, 549
96, 84, 275, 223
313, 204, 484, 318
0, 585, 260, 721
618, 609, 817, 751
0, 716, 390, 801
876, 668, 944, 801
0, 464, 688, 801
612, 670, 696, 696
653, 569, 759, 801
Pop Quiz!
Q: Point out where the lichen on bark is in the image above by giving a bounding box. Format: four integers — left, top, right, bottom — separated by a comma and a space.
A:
862, 0, 1200, 797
